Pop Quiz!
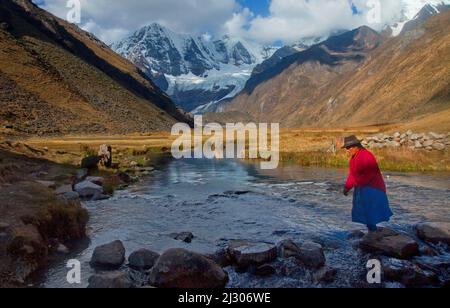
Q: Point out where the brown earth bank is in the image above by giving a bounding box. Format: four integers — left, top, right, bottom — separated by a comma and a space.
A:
0, 0, 191, 138
0, 144, 88, 287
0, 134, 177, 287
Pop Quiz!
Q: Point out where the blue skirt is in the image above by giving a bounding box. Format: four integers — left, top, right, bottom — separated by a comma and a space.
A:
352, 186, 393, 225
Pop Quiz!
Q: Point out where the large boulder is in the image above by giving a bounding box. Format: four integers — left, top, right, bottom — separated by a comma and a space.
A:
382, 258, 439, 287
81, 156, 101, 170
297, 241, 326, 269
312, 266, 338, 284
128, 249, 160, 270
205, 249, 232, 268
254, 264, 276, 277
74, 181, 103, 199
416, 222, 450, 245
148, 248, 228, 288
90, 240, 126, 269
228, 240, 277, 270
63, 191, 80, 201
7, 224, 48, 282
88, 271, 132, 289
278, 239, 326, 269
359, 228, 419, 259
277, 239, 301, 259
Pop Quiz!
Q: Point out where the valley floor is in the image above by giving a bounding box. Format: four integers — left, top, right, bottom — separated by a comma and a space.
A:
0, 125, 448, 287
3, 124, 450, 172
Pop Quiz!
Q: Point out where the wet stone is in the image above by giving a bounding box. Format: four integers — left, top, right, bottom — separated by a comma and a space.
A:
170, 232, 194, 243
229, 241, 278, 270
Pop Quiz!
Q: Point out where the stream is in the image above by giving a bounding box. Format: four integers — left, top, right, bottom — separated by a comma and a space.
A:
37, 157, 450, 288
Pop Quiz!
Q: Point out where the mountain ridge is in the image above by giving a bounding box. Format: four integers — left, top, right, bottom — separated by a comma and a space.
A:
0, 0, 191, 136
112, 23, 277, 113
224, 9, 450, 130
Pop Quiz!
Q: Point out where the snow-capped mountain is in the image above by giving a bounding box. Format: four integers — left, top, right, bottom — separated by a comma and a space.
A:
388, 1, 450, 36
111, 23, 277, 113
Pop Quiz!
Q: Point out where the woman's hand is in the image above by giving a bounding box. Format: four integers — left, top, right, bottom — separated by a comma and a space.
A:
343, 187, 350, 196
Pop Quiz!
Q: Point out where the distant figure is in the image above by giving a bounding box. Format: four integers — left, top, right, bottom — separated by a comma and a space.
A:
342, 136, 393, 233
98, 144, 112, 168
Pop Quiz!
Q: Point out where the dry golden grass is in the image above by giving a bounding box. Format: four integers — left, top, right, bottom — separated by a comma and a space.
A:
18, 125, 450, 172
278, 127, 449, 172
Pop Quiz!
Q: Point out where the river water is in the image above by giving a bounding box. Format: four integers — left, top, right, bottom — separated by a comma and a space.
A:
38, 157, 450, 288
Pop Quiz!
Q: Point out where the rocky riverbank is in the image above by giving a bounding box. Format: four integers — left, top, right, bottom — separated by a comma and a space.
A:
0, 148, 89, 287
86, 222, 450, 288
0, 140, 165, 287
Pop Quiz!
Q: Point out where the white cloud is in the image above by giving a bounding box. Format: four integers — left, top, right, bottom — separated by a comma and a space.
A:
35, 0, 450, 45
35, 0, 238, 44
225, 0, 450, 44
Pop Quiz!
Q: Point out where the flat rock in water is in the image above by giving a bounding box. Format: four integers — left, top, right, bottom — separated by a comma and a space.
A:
228, 240, 277, 269
88, 271, 132, 289
382, 258, 439, 287
254, 264, 276, 277
170, 232, 194, 243
63, 191, 80, 201
55, 184, 73, 195
313, 266, 338, 284
359, 228, 419, 259
128, 249, 160, 270
90, 240, 126, 269
74, 181, 103, 198
297, 241, 326, 269
416, 222, 450, 245
148, 248, 228, 288
205, 249, 232, 268
277, 239, 301, 259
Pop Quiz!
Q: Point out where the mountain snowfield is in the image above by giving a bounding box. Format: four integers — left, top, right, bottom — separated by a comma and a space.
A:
112, 24, 277, 113
112, 1, 450, 114
401, 0, 449, 19
389, 0, 450, 36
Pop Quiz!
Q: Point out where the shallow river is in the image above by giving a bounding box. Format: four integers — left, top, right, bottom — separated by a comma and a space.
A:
38, 157, 450, 288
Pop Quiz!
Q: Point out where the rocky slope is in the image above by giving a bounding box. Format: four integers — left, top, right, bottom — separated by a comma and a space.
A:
0, 0, 190, 137
112, 23, 277, 113
225, 9, 450, 131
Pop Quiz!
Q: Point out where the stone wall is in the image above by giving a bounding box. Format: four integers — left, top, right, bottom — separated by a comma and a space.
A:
362, 131, 450, 151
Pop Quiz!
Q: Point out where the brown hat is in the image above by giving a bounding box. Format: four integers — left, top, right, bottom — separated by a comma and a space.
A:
342, 135, 362, 149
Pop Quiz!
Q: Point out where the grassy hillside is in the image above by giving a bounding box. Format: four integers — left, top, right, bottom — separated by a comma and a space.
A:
0, 0, 191, 137
225, 12, 450, 132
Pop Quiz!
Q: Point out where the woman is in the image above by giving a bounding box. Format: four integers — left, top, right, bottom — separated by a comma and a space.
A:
342, 136, 393, 233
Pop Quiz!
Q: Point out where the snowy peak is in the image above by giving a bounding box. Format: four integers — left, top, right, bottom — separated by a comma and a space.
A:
112, 23, 272, 78
111, 23, 277, 113
388, 2, 450, 37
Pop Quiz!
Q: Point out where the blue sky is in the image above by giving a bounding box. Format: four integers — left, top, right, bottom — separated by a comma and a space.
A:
237, 0, 271, 17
